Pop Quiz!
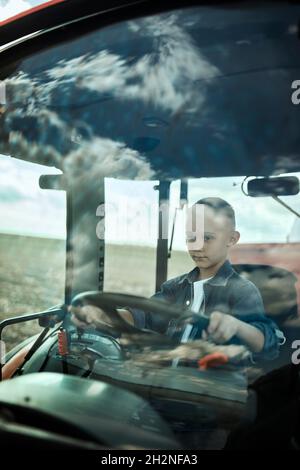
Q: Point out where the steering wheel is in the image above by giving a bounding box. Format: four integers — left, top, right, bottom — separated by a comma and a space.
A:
70, 291, 209, 343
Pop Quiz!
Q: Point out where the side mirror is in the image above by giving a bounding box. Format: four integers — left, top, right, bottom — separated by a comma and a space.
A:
247, 176, 299, 197
39, 174, 66, 190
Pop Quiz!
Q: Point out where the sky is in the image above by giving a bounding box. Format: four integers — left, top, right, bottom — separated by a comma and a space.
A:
0, 155, 66, 239
0, 0, 49, 21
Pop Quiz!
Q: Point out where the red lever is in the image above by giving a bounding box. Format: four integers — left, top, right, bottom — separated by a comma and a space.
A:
198, 352, 228, 370
58, 329, 69, 356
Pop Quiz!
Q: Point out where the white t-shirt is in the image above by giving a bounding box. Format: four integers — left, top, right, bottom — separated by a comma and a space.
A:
190, 277, 213, 314
172, 276, 213, 367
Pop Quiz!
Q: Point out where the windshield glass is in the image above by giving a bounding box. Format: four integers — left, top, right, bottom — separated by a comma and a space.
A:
1, 1, 300, 449
0, 155, 66, 350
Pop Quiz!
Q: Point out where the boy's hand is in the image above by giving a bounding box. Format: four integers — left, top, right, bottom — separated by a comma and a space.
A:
70, 304, 113, 329
202, 311, 240, 344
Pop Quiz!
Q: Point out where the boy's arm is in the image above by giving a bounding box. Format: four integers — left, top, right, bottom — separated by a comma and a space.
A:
235, 318, 265, 352
206, 311, 265, 353
227, 282, 283, 360
124, 280, 177, 332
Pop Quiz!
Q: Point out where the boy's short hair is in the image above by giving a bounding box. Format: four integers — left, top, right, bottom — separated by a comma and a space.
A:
194, 197, 236, 229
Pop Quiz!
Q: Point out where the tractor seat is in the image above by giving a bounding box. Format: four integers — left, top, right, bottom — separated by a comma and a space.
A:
233, 264, 298, 327
233, 263, 300, 371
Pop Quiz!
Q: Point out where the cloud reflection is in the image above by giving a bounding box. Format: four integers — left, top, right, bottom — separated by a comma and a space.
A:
46, 13, 219, 114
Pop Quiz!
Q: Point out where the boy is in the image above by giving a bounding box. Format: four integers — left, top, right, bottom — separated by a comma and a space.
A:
72, 197, 282, 360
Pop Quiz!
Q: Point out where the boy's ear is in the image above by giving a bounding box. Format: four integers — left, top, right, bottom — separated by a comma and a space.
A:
227, 230, 240, 247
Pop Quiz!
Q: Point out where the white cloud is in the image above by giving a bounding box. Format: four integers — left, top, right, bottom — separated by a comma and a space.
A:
3, 11, 218, 116
46, 14, 219, 114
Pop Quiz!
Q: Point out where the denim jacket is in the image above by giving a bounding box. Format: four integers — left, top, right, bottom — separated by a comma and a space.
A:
130, 260, 284, 361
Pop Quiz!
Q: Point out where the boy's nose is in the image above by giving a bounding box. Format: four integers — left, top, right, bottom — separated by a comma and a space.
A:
189, 247, 205, 255
187, 241, 204, 251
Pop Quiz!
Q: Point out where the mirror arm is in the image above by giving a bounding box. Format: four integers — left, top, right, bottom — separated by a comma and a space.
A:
0, 307, 66, 381
272, 195, 300, 219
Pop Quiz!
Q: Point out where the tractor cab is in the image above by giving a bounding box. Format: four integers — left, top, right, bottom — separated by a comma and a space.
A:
0, 0, 300, 450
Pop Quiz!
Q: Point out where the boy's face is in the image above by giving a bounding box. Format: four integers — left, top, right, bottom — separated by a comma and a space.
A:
186, 205, 240, 270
